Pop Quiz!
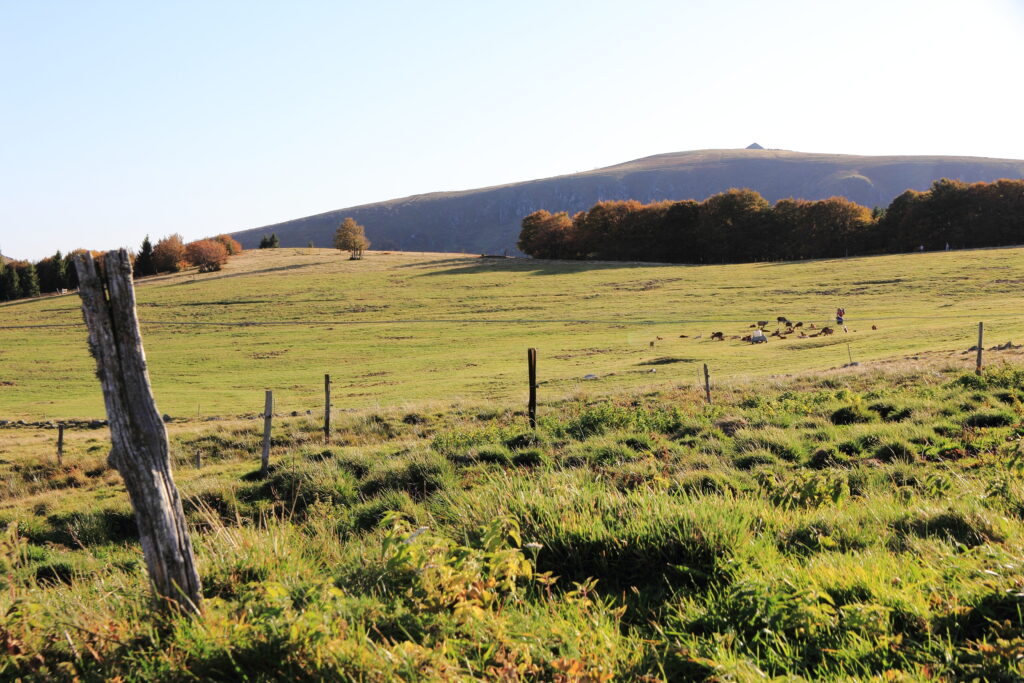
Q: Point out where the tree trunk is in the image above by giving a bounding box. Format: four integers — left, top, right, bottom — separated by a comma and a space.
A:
75, 249, 202, 615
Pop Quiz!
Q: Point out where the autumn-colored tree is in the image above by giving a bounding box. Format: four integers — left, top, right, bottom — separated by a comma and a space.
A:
518, 210, 573, 258
334, 217, 371, 259
152, 234, 186, 273
213, 234, 243, 255
185, 239, 229, 272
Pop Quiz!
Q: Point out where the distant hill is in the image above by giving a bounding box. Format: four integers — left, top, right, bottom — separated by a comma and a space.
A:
231, 148, 1024, 254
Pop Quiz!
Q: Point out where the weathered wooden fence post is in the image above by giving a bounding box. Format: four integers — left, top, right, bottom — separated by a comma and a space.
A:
324, 374, 331, 444
703, 363, 712, 404
74, 249, 202, 615
261, 390, 273, 476
527, 348, 537, 430
56, 423, 64, 466
976, 322, 984, 376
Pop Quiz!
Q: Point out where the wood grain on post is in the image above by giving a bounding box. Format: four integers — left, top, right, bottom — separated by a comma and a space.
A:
74, 249, 202, 615
57, 424, 64, 466
976, 322, 984, 376
703, 363, 712, 404
527, 348, 537, 430
261, 390, 273, 476
324, 374, 331, 444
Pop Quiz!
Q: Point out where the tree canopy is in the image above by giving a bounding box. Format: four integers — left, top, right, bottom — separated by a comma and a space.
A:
334, 218, 370, 259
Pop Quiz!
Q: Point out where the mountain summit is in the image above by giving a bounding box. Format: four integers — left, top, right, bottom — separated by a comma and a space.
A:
231, 148, 1024, 254
746, 142, 765, 150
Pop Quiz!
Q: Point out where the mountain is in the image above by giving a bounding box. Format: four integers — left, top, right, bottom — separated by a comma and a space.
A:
231, 148, 1024, 254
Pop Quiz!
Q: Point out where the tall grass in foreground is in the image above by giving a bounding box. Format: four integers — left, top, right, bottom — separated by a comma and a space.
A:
1, 362, 1023, 679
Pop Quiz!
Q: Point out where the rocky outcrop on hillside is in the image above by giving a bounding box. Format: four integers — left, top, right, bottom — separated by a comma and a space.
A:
231, 148, 1024, 255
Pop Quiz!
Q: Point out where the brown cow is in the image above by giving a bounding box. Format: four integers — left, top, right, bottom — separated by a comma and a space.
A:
711, 331, 725, 341
821, 327, 834, 335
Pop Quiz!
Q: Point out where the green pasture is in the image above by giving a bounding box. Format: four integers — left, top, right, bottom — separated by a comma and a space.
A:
1, 246, 1022, 420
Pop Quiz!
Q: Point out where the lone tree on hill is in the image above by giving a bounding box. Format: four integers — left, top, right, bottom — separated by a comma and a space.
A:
334, 217, 370, 259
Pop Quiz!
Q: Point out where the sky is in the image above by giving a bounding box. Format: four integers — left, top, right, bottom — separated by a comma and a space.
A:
2, 0, 1023, 261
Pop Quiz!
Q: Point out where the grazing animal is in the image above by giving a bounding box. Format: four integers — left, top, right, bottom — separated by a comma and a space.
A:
749, 324, 757, 328
741, 334, 752, 342
810, 332, 820, 337
710, 331, 725, 341
871, 325, 878, 330
757, 320, 769, 328
794, 322, 803, 328
777, 316, 790, 326
821, 327, 834, 336
656, 336, 664, 340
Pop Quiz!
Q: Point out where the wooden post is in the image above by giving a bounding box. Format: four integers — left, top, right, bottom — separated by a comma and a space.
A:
324, 374, 331, 444
56, 424, 64, 466
261, 390, 273, 476
194, 450, 201, 469
703, 363, 712, 404
527, 348, 537, 430
74, 249, 202, 615
976, 322, 984, 376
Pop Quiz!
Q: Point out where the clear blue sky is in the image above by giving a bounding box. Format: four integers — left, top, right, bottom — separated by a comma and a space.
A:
2, 0, 1022, 261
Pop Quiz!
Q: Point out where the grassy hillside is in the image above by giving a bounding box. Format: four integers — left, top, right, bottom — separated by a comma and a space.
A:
230, 148, 1024, 254
3, 247, 1024, 678
2, 356, 1024, 679
2, 246, 1023, 422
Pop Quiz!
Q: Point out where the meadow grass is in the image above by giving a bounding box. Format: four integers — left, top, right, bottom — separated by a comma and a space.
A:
1, 246, 1023, 421
1, 359, 1023, 679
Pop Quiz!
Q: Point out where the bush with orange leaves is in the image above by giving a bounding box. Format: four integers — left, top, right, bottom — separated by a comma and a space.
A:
213, 234, 243, 255
185, 239, 229, 273
152, 234, 187, 273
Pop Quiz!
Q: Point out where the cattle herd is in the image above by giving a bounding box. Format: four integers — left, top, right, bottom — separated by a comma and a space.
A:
674, 315, 877, 346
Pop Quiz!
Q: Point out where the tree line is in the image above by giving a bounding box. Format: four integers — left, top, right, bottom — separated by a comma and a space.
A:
0, 234, 243, 302
517, 178, 1024, 263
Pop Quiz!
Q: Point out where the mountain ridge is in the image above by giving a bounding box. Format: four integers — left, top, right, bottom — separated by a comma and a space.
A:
230, 148, 1024, 254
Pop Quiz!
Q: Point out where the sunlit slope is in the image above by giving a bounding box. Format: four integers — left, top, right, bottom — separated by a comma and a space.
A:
1, 247, 1022, 420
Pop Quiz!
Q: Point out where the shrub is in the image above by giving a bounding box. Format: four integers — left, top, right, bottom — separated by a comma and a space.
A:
185, 239, 230, 272
152, 233, 186, 273
213, 234, 243, 255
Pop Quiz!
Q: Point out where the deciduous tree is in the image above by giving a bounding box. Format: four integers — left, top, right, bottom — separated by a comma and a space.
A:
334, 218, 371, 259
152, 234, 186, 273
